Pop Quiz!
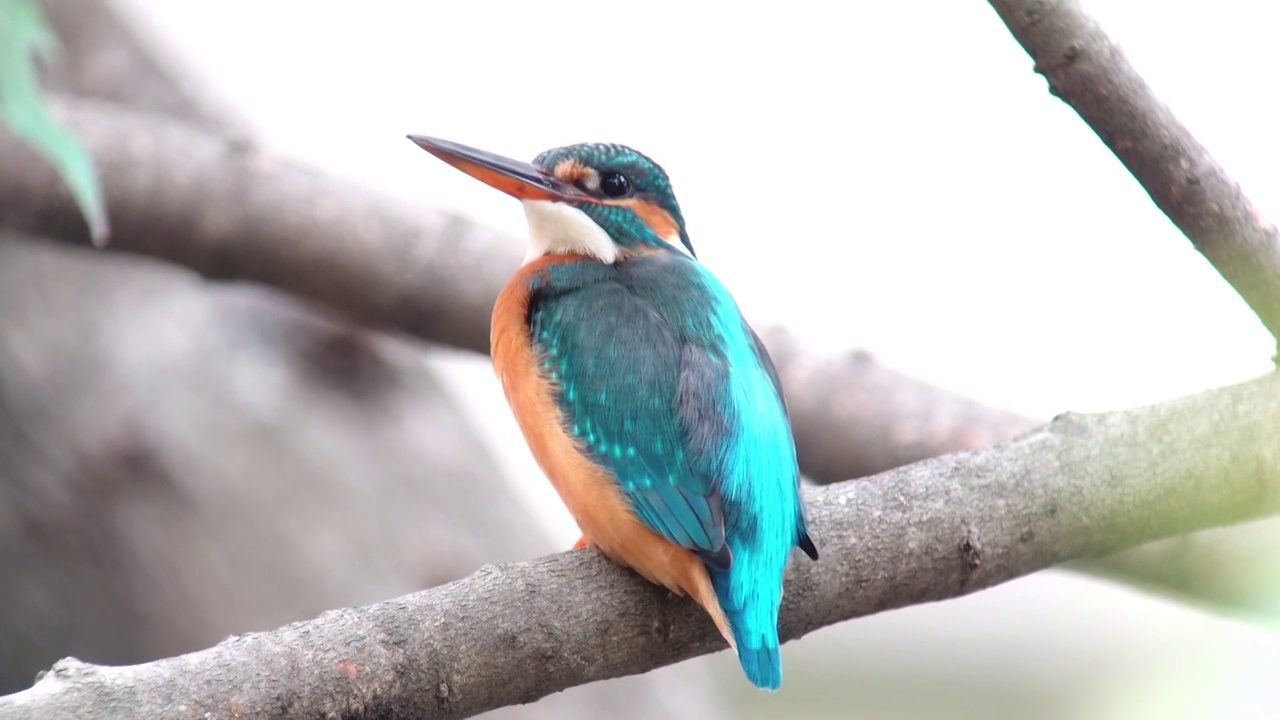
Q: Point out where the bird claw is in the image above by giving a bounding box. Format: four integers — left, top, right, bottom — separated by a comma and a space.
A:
572, 536, 589, 550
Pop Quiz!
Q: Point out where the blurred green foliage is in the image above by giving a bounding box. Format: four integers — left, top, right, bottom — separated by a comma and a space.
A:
0, 0, 108, 244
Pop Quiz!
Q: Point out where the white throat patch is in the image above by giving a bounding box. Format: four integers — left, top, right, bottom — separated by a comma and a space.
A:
521, 200, 618, 264
664, 232, 694, 259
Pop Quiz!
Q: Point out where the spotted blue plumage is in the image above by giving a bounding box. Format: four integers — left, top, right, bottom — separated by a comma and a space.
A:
527, 252, 816, 690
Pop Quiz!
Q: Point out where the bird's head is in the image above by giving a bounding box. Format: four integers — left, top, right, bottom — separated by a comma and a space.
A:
409, 135, 693, 263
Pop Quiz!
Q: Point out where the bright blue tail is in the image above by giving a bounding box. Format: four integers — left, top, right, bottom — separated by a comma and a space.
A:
712, 567, 783, 691
735, 640, 782, 691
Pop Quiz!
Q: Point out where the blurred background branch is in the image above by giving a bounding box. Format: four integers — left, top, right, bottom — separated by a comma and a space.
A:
0, 95, 511, 354
5, 370, 1278, 720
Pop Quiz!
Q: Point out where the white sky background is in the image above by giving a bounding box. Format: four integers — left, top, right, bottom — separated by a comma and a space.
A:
113, 1, 1280, 716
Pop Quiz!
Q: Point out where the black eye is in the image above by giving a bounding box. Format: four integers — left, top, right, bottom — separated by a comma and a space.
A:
600, 172, 631, 198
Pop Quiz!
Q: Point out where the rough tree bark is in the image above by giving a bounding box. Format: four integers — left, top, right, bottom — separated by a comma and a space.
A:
2, 371, 1277, 720
988, 0, 1280, 357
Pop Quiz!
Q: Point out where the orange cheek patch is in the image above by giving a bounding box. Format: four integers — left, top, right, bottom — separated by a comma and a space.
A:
616, 199, 679, 239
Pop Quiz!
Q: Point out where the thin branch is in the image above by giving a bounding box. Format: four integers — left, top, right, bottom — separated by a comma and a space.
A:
989, 0, 1280, 356
3, 371, 1277, 720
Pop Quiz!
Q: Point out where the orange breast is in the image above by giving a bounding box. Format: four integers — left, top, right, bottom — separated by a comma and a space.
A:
491, 254, 731, 646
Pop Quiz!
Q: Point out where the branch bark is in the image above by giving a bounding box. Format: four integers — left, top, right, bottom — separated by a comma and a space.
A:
988, 0, 1280, 357
3, 371, 1277, 720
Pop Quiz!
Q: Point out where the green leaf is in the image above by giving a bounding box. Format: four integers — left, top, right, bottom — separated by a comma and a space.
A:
0, 0, 109, 245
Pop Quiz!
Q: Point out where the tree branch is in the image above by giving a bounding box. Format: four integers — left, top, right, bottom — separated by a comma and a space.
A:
765, 331, 1280, 619
988, 0, 1280, 356
3, 371, 1276, 719
0, 96, 515, 355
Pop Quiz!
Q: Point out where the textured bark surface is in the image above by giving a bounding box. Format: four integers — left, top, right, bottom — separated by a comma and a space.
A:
3, 371, 1277, 720
989, 0, 1280, 355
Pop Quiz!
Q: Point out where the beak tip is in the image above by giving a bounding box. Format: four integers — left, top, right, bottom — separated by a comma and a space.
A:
406, 133, 434, 151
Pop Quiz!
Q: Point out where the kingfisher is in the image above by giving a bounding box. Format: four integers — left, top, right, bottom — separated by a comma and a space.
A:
408, 135, 818, 690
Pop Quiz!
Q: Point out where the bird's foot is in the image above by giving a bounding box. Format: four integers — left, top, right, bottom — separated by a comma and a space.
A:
572, 536, 589, 550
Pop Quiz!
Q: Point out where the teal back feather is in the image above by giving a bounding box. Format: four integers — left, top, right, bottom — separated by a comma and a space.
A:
526, 253, 810, 690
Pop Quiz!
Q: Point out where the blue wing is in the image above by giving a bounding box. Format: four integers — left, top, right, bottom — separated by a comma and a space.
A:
748, 327, 818, 561
530, 275, 731, 569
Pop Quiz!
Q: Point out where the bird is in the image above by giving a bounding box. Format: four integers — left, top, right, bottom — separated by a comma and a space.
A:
407, 134, 818, 690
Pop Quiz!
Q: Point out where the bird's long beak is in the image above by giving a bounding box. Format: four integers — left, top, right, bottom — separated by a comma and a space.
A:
407, 134, 589, 202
